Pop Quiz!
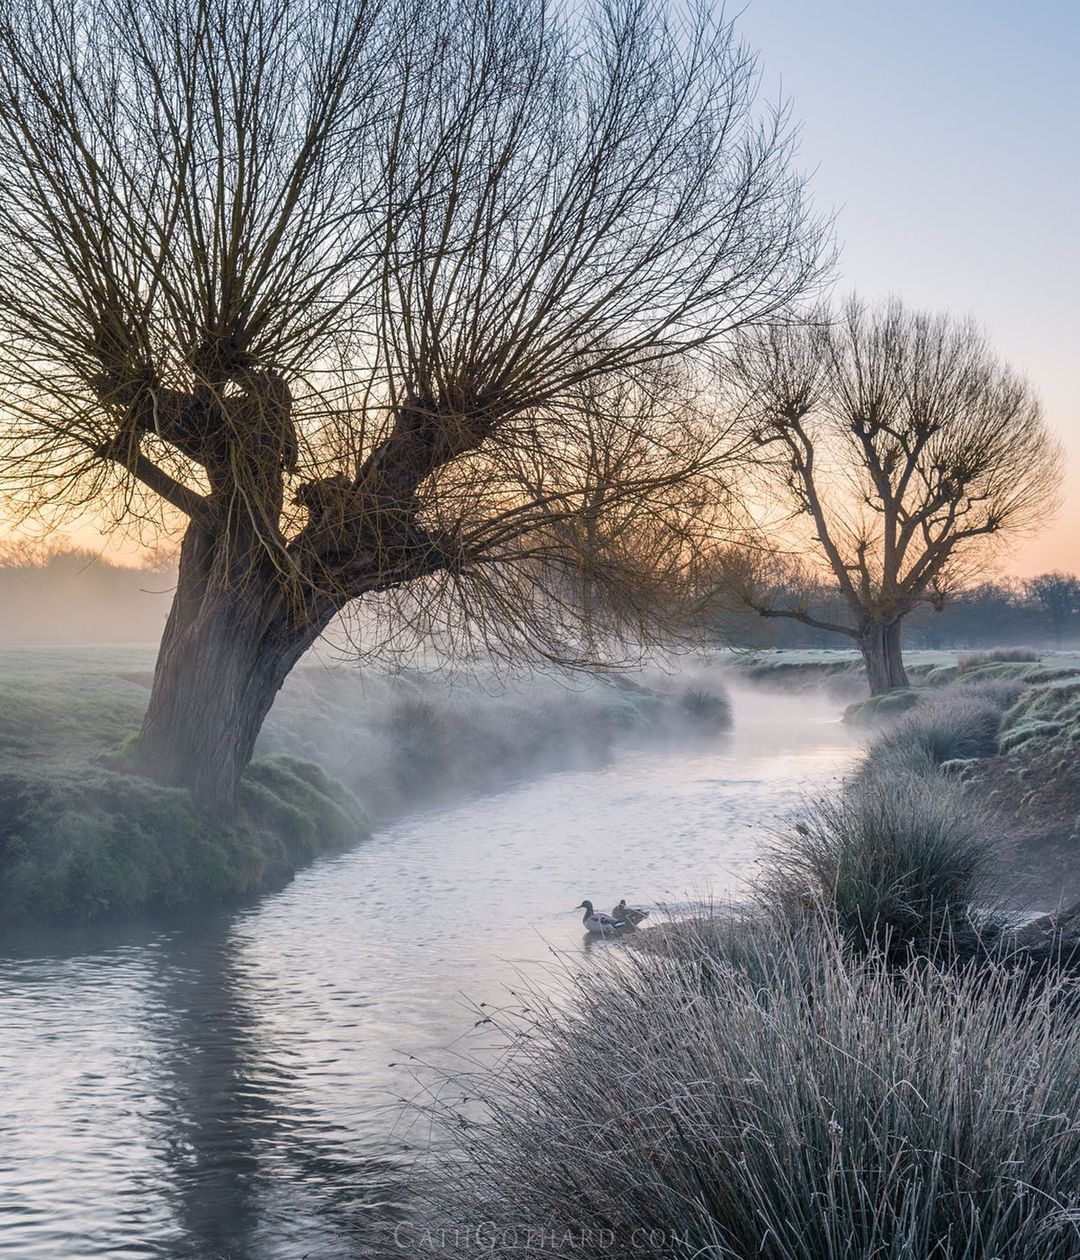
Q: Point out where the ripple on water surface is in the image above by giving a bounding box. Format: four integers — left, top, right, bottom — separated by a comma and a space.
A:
0, 685, 855, 1257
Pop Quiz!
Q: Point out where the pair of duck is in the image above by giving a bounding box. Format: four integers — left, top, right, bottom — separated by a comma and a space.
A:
575, 898, 649, 935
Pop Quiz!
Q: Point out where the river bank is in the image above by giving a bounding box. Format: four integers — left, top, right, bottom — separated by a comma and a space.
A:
0, 647, 734, 924
8, 648, 1077, 1256
0, 682, 854, 1257
732, 647, 1080, 907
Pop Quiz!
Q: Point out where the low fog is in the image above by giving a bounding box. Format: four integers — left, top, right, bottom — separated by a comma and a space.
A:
0, 548, 173, 645
7, 547, 1080, 660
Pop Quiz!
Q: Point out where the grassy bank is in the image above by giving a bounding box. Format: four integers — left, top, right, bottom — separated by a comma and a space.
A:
0, 647, 731, 923
397, 916, 1080, 1259
730, 646, 1080, 711
391, 666, 1080, 1259
959, 673, 1080, 905
842, 669, 1080, 906
729, 647, 959, 700
0, 754, 367, 921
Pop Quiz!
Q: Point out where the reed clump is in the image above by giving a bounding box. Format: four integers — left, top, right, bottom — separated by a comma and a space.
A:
761, 772, 1003, 963
855, 690, 1007, 782
401, 915, 1080, 1259
958, 647, 1040, 673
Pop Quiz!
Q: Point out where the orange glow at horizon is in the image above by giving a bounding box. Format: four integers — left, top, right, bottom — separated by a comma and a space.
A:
2, 368, 1076, 579
1, 488, 1075, 581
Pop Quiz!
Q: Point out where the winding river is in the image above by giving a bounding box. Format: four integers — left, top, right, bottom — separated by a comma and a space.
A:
0, 683, 855, 1258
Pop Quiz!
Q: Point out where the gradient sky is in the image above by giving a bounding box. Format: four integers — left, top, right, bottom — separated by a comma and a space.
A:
736, 0, 1079, 575
12, 1, 1078, 577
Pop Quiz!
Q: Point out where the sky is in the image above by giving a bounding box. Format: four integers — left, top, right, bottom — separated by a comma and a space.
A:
734, 0, 1079, 575
7, 0, 1078, 577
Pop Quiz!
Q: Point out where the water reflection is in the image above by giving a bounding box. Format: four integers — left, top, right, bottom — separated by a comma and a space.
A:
0, 683, 856, 1257
151, 925, 268, 1253
0, 913, 411, 1258
150, 917, 418, 1257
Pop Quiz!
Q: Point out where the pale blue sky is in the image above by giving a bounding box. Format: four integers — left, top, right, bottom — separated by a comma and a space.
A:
736, 0, 1079, 573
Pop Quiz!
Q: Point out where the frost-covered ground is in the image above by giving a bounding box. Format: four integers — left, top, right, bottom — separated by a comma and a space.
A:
0, 645, 739, 920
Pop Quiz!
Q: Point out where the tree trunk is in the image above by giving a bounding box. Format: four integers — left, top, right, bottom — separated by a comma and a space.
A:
858, 618, 908, 695
135, 523, 338, 811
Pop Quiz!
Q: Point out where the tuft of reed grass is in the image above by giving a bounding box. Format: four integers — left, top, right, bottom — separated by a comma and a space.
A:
677, 685, 733, 729
399, 915, 1080, 1260
957, 677, 1029, 711
760, 773, 1003, 962
858, 692, 1005, 782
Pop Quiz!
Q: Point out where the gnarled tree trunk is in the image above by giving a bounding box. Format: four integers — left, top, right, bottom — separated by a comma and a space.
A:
133, 383, 465, 811
135, 522, 341, 810
857, 619, 908, 696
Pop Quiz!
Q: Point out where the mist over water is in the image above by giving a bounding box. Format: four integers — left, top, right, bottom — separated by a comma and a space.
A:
0, 681, 855, 1258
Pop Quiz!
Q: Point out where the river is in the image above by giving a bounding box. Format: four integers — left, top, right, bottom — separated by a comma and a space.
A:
0, 683, 856, 1258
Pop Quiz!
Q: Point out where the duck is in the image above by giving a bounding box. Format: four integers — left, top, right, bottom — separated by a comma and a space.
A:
576, 900, 629, 935
612, 898, 649, 927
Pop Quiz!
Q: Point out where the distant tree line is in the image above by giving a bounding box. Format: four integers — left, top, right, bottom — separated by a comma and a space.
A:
714, 571, 1080, 652
0, 542, 172, 645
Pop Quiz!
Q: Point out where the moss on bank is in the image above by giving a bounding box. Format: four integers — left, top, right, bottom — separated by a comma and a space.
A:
0, 646, 733, 924
1001, 679, 1080, 746
0, 755, 369, 923
842, 687, 921, 724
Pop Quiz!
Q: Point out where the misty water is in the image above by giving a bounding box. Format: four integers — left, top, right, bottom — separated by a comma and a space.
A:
0, 684, 855, 1259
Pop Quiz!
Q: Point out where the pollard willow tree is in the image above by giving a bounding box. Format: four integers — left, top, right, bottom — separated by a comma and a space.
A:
0, 0, 825, 807
732, 299, 1060, 693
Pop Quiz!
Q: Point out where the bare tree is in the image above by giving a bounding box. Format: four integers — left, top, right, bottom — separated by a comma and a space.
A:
731, 298, 1061, 693
0, 0, 825, 807
1026, 572, 1080, 647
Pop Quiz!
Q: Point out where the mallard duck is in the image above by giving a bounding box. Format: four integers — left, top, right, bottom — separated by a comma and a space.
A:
576, 900, 628, 935
612, 898, 649, 927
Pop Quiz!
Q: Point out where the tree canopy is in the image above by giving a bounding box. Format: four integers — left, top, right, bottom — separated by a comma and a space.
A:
0, 0, 827, 800
727, 298, 1060, 690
